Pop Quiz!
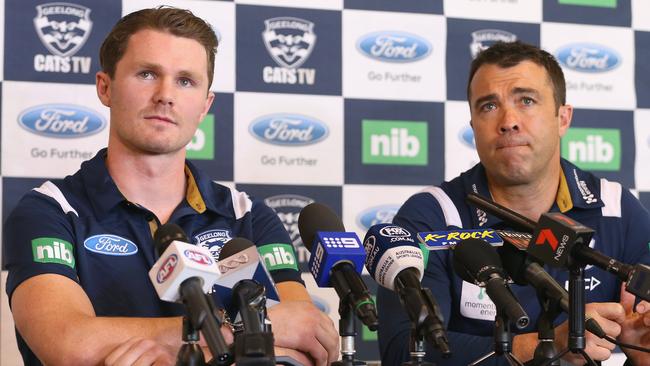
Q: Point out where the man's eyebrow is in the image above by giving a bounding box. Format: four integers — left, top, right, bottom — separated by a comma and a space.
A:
512, 87, 541, 97
472, 93, 497, 110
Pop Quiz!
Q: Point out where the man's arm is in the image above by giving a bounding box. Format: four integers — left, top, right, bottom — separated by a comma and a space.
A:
11, 274, 181, 365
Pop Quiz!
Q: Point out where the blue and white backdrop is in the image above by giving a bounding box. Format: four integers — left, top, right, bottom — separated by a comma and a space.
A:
2, 0, 650, 364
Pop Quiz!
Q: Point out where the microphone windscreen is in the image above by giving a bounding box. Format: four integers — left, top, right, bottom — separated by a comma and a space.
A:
219, 238, 255, 261
453, 238, 504, 283
153, 223, 190, 257
298, 202, 345, 252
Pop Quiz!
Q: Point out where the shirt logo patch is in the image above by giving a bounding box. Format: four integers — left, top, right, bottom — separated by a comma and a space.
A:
194, 229, 232, 262
83, 234, 138, 256
32, 237, 75, 268
460, 281, 496, 321
258, 243, 298, 271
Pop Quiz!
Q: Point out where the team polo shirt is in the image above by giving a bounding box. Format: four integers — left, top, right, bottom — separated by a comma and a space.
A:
377, 159, 650, 366
4, 148, 301, 365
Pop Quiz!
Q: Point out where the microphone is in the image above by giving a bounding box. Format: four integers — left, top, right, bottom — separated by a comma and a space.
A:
497, 231, 605, 337
149, 223, 232, 365
467, 193, 650, 302
363, 223, 451, 356
452, 238, 530, 329
214, 238, 280, 319
298, 202, 379, 330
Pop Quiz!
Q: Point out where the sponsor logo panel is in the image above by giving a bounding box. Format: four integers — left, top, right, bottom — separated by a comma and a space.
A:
32, 237, 75, 268
563, 108, 635, 188
342, 10, 445, 101
122, 0, 236, 92
444, 101, 480, 180
543, 0, 630, 27
238, 184, 342, 272
634, 110, 650, 190
4, 0, 120, 84
543, 23, 635, 109
345, 99, 443, 185
446, 18, 540, 101
444, 0, 542, 23
236, 5, 341, 95
186, 114, 215, 160
1, 81, 109, 178
234, 92, 343, 185
361, 120, 427, 166
635, 31, 650, 108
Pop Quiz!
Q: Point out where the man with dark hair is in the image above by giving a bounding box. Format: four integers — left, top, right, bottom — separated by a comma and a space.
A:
377, 41, 650, 365
4, 7, 338, 366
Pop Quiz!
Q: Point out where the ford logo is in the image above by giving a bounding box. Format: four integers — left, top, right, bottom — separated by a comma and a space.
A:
556, 43, 620, 73
157, 254, 178, 283
83, 234, 138, 256
183, 249, 213, 265
357, 205, 400, 230
249, 114, 328, 146
460, 125, 475, 149
18, 104, 107, 138
357, 31, 431, 63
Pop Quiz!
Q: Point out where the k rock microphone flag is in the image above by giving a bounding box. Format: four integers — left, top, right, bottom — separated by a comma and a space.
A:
418, 228, 503, 250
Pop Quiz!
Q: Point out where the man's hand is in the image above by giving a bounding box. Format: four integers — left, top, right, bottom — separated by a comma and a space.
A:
104, 337, 176, 366
268, 301, 339, 366
619, 284, 650, 365
554, 301, 625, 364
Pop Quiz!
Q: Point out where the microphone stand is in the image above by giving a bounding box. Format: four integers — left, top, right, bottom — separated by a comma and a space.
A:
403, 326, 436, 366
538, 266, 598, 366
525, 289, 561, 366
332, 299, 367, 366
231, 279, 275, 366
470, 312, 524, 366
177, 316, 207, 366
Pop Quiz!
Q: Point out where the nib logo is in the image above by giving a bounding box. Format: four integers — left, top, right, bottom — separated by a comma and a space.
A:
562, 128, 620, 171
535, 229, 559, 251
186, 114, 214, 160
362, 120, 428, 166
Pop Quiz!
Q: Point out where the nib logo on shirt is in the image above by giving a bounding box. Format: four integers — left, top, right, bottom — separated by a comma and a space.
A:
32, 237, 75, 269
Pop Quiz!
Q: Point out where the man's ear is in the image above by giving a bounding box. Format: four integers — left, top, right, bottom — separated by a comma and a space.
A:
558, 104, 573, 137
96, 71, 111, 107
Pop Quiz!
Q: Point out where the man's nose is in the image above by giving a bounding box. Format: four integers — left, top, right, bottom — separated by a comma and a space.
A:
498, 106, 520, 133
153, 79, 174, 106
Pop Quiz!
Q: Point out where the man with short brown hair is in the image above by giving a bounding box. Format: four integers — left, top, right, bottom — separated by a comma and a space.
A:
5, 7, 338, 366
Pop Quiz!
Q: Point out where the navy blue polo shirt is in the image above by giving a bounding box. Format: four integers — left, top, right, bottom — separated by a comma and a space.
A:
378, 159, 650, 366
4, 148, 301, 365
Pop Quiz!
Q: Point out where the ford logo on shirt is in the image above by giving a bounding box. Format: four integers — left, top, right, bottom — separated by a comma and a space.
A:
18, 104, 107, 138
556, 43, 620, 73
460, 126, 476, 149
357, 205, 400, 230
357, 31, 431, 63
83, 234, 139, 256
249, 114, 328, 146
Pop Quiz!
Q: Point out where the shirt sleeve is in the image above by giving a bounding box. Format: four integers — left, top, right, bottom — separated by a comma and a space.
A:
250, 199, 304, 285
378, 192, 501, 365
4, 190, 79, 303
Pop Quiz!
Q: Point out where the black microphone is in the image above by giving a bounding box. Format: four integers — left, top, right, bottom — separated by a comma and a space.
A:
497, 231, 605, 337
298, 202, 379, 330
363, 223, 451, 356
467, 193, 650, 302
452, 238, 530, 329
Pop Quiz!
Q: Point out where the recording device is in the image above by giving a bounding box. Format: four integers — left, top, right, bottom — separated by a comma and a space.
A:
231, 279, 275, 366
363, 223, 451, 356
298, 202, 379, 330
452, 238, 529, 329
214, 238, 280, 319
150, 223, 232, 365
467, 192, 650, 302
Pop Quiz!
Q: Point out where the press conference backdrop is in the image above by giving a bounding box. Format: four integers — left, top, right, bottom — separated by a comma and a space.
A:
1, 0, 650, 364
